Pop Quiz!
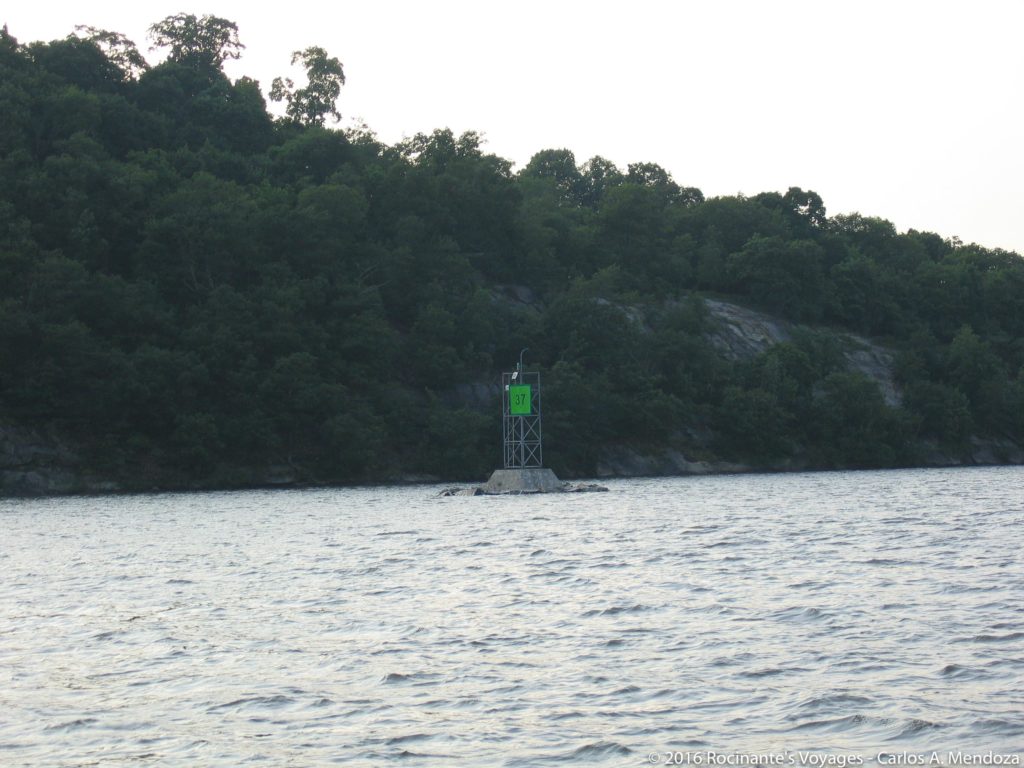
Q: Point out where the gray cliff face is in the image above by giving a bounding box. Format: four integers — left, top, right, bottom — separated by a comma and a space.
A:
703, 299, 792, 360
842, 343, 901, 407
579, 295, 902, 406
703, 298, 901, 406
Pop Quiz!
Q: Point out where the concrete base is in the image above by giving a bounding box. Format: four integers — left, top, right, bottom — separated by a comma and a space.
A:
482, 468, 564, 494
436, 469, 609, 496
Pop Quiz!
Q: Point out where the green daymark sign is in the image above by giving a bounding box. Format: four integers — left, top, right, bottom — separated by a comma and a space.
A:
509, 384, 532, 415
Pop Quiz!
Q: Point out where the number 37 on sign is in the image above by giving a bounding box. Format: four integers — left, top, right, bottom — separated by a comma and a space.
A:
509, 384, 532, 415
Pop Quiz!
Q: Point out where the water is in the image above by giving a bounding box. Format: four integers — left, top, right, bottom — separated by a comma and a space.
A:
1, 467, 1022, 766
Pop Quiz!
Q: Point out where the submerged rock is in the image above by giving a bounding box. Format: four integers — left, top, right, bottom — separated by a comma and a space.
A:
438, 486, 484, 497
563, 482, 609, 493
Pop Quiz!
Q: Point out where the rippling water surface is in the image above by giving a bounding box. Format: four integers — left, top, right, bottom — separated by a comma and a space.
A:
2, 467, 1023, 766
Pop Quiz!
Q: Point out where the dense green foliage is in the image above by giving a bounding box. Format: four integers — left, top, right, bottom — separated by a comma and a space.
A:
2, 20, 1022, 489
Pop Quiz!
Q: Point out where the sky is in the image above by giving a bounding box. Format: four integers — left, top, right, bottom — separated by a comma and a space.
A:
5, 0, 1024, 253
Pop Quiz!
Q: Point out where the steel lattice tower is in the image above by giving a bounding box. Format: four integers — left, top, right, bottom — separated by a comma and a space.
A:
502, 365, 542, 469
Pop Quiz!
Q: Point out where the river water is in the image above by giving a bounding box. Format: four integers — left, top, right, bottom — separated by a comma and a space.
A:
1, 467, 1022, 766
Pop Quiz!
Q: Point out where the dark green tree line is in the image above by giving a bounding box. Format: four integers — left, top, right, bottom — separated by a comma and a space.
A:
1, 18, 1022, 490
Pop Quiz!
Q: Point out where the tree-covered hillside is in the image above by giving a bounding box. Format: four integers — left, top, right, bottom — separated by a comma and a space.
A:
2, 18, 1023, 493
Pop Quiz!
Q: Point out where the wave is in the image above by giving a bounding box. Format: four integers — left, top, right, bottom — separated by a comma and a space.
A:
567, 740, 632, 759
582, 604, 653, 617
206, 694, 296, 712
44, 718, 98, 732
957, 631, 1024, 643
380, 672, 441, 685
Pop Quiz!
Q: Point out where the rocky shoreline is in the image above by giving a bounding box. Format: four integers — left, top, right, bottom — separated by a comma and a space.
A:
3, 418, 1021, 499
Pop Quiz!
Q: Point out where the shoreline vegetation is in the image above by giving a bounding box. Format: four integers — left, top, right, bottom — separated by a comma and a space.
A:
2, 17, 1023, 497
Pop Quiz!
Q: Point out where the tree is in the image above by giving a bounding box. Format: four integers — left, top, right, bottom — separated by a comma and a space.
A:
727, 235, 826, 320
397, 128, 490, 169
28, 37, 125, 93
520, 148, 582, 203
945, 324, 1007, 429
626, 161, 679, 201
717, 385, 790, 461
782, 186, 826, 227
811, 372, 907, 467
903, 380, 972, 446
148, 14, 244, 69
828, 254, 900, 335
577, 155, 623, 208
74, 26, 148, 79
270, 46, 345, 126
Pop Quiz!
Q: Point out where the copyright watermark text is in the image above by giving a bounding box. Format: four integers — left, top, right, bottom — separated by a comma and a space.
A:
646, 753, 1021, 766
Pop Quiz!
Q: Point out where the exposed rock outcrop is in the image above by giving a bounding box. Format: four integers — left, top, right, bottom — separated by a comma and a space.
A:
704, 298, 792, 360
966, 436, 1024, 465
595, 446, 750, 478
0, 424, 91, 496
703, 298, 901, 405
842, 341, 900, 406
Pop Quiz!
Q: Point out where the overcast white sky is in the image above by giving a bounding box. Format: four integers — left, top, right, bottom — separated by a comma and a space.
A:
5, 0, 1023, 253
